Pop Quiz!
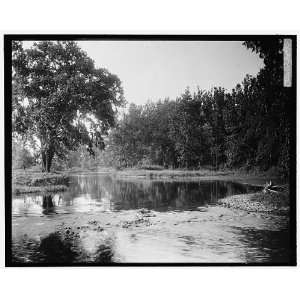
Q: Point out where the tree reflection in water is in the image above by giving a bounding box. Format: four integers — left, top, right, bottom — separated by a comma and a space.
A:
73, 176, 260, 211
13, 175, 262, 216
42, 194, 56, 215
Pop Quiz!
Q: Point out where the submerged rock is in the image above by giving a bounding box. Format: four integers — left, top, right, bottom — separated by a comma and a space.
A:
138, 208, 156, 217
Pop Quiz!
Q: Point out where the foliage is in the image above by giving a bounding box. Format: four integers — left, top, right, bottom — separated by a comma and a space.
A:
242, 39, 290, 177
12, 41, 125, 172
12, 139, 35, 170
101, 38, 291, 178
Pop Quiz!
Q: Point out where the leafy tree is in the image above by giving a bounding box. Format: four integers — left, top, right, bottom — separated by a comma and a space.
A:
12, 139, 34, 170
243, 38, 290, 176
168, 88, 209, 168
12, 41, 125, 172
201, 87, 227, 169
149, 99, 177, 167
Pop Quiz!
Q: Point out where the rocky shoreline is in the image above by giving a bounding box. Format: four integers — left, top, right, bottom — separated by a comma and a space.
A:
218, 191, 289, 215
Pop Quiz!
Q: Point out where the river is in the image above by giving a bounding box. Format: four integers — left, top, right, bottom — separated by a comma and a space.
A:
11, 173, 290, 264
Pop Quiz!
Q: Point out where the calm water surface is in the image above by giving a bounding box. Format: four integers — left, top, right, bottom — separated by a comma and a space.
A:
11, 174, 290, 264
13, 174, 262, 216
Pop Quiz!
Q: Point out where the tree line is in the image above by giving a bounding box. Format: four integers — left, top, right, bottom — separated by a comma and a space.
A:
12, 39, 292, 178
101, 40, 291, 177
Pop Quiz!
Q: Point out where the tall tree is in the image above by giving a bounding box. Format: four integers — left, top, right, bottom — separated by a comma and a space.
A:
12, 41, 125, 172
243, 38, 291, 176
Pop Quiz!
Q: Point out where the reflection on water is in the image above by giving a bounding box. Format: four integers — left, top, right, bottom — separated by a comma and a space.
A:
233, 227, 290, 263
12, 230, 114, 264
12, 174, 261, 217
11, 174, 290, 264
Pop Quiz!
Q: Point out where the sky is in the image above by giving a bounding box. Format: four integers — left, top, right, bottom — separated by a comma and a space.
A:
77, 41, 264, 105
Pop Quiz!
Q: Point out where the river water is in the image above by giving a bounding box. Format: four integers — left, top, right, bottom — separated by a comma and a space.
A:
11, 173, 290, 264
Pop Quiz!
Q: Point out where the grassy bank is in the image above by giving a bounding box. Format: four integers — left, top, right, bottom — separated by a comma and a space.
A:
12, 169, 70, 195
113, 168, 232, 178
59, 165, 285, 187
111, 167, 284, 186
219, 190, 289, 215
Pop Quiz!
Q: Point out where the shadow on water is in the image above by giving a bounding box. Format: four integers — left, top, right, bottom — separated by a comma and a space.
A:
38, 232, 76, 263
232, 226, 290, 263
12, 229, 115, 264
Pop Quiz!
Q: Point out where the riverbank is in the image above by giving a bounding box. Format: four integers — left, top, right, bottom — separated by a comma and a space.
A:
113, 168, 290, 216
219, 190, 290, 215
12, 166, 286, 195
12, 169, 69, 195
11, 168, 290, 263
110, 168, 284, 187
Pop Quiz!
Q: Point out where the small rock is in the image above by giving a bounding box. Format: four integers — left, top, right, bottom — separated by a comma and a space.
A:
140, 208, 150, 214
88, 220, 98, 225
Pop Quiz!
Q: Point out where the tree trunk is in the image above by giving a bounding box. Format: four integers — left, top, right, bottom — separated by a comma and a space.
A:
41, 147, 54, 172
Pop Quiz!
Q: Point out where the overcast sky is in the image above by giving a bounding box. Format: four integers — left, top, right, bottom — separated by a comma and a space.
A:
77, 41, 264, 105
23, 40, 264, 105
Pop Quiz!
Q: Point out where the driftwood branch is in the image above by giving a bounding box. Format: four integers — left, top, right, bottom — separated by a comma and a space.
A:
263, 181, 283, 194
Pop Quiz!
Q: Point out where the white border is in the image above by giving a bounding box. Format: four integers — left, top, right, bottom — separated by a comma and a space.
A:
0, 0, 299, 299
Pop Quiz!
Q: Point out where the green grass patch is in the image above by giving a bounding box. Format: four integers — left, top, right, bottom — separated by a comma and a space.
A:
12, 169, 70, 195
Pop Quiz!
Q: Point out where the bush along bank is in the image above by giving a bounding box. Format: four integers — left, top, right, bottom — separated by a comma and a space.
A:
12, 170, 70, 195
